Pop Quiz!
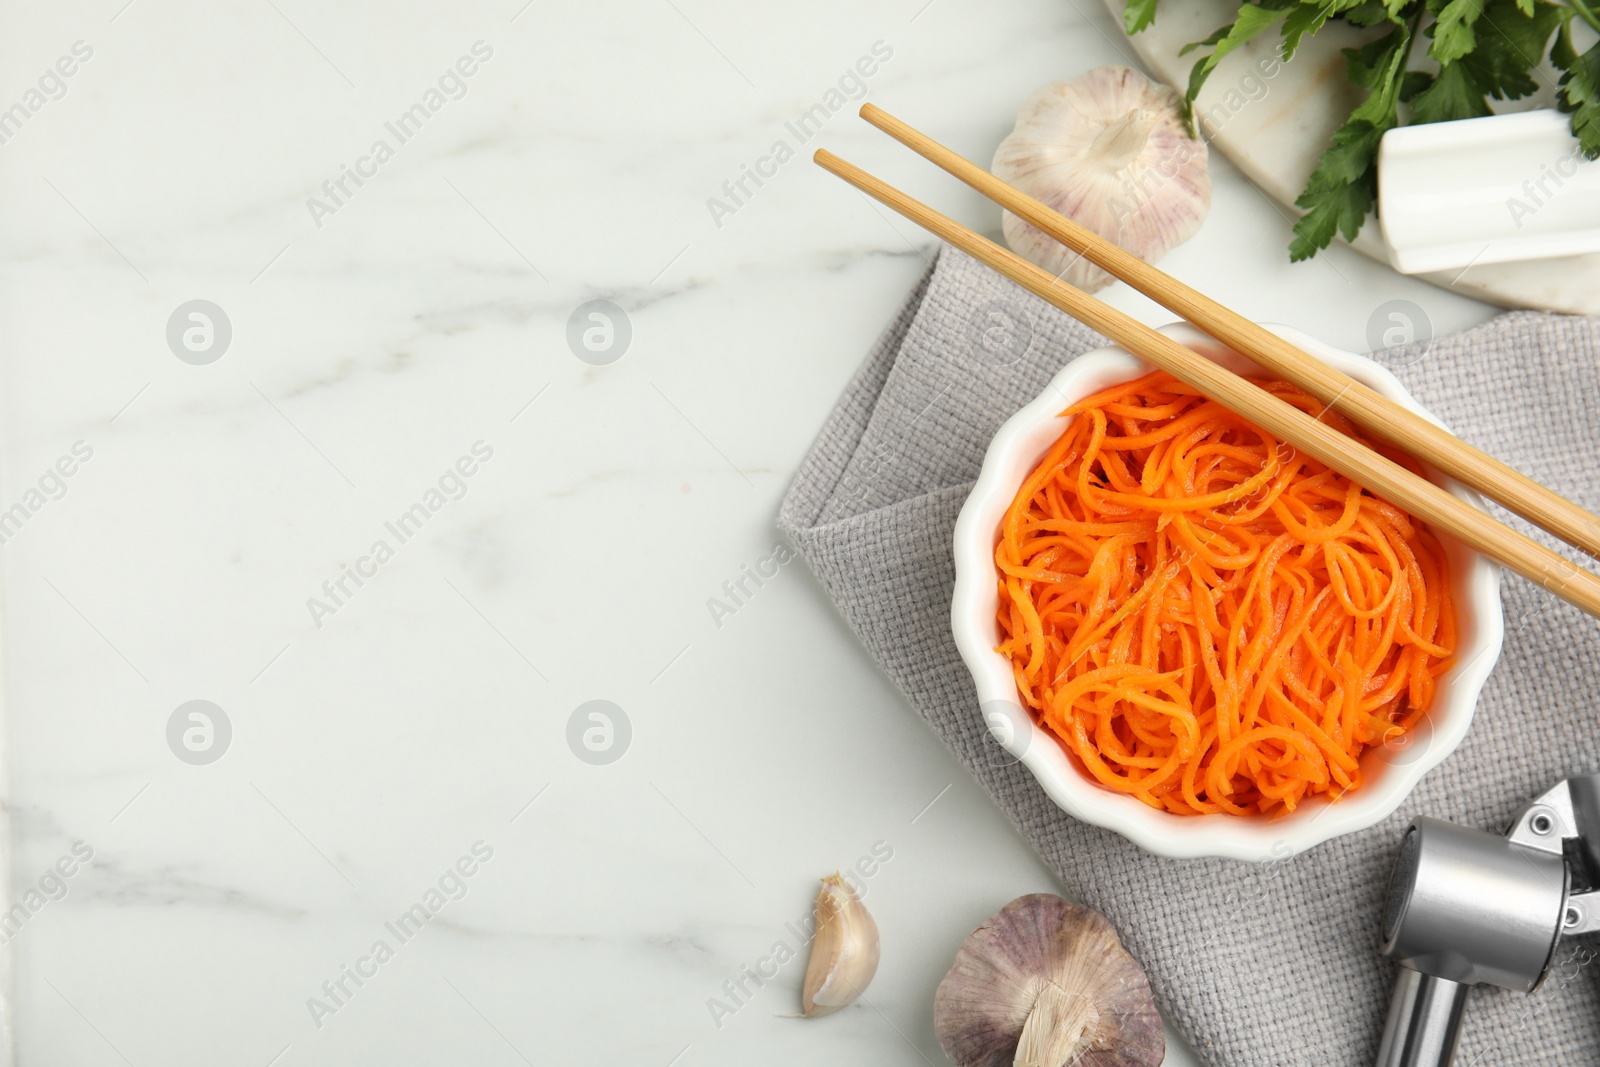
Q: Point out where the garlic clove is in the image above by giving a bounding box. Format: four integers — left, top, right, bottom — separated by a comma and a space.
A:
933, 894, 1163, 1067
993, 67, 1210, 293
801, 873, 880, 1016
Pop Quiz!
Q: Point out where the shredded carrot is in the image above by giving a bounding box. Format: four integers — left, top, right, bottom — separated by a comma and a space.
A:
994, 370, 1457, 817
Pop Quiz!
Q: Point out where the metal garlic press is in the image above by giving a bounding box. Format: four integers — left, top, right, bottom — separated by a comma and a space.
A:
1376, 773, 1600, 1067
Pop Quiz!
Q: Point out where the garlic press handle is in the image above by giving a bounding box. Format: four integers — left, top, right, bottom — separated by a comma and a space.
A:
1375, 967, 1469, 1067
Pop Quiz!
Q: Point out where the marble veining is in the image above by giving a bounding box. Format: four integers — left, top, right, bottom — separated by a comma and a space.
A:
0, 1, 1504, 1065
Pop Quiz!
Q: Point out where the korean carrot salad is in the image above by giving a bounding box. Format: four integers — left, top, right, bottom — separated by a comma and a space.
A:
995, 370, 1457, 816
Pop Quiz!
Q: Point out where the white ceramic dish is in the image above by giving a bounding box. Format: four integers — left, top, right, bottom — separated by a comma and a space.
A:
1099, 0, 1600, 315
951, 322, 1504, 860
1378, 109, 1600, 275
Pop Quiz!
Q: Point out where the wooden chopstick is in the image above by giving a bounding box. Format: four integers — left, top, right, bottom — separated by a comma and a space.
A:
858, 102, 1600, 566
812, 147, 1600, 621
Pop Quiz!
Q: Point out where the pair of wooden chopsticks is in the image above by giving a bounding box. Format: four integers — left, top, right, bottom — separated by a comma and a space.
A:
814, 104, 1600, 621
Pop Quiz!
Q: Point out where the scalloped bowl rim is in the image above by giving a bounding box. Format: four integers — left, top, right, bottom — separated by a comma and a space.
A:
950, 322, 1503, 860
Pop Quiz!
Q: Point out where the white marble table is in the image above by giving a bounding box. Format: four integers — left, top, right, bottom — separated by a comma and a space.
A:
0, 1, 1500, 1064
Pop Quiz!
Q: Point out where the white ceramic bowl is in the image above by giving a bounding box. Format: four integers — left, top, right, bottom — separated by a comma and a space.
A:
951, 322, 1503, 860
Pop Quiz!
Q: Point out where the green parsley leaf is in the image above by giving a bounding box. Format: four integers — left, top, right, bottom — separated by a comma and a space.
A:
1159, 0, 1585, 258
1288, 22, 1410, 258
1297, 114, 1389, 199
1348, 26, 1414, 121
1428, 0, 1485, 63
1290, 179, 1374, 260
1180, 22, 1235, 57
1409, 57, 1494, 120
1283, 3, 1337, 61
1460, 0, 1562, 100
1125, 0, 1161, 35
1551, 13, 1578, 68
1398, 68, 1435, 99
1343, 1, 1399, 26
1486, 0, 1565, 56
1556, 36, 1600, 157
1183, 4, 1292, 108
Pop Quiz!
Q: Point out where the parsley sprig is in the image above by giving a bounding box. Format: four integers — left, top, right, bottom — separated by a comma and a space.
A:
1127, 0, 1600, 260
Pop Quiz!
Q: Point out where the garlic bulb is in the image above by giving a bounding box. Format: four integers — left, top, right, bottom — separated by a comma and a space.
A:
993, 67, 1210, 293
801, 874, 880, 1016
934, 894, 1163, 1067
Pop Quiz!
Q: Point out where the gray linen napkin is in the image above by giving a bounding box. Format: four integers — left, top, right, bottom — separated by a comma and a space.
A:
778, 247, 1600, 1067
